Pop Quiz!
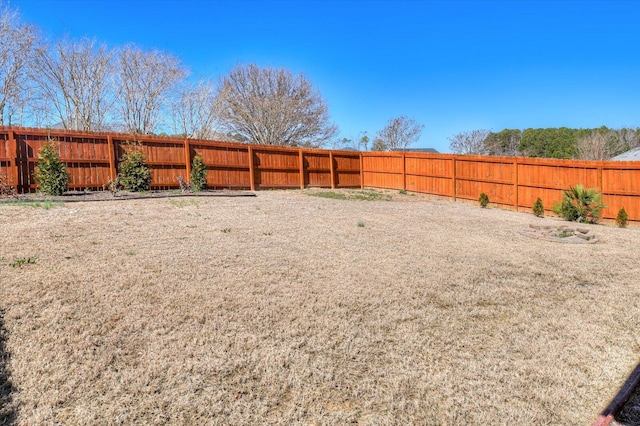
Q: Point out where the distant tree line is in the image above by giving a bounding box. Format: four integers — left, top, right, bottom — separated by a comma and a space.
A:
449, 126, 640, 160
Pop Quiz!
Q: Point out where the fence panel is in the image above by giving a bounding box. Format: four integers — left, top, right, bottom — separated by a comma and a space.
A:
58, 135, 111, 189
114, 138, 187, 189
191, 142, 250, 189
2, 126, 640, 222
362, 153, 404, 189
333, 153, 361, 188
601, 162, 640, 221
404, 154, 453, 196
454, 157, 516, 205
304, 152, 331, 187
253, 147, 301, 188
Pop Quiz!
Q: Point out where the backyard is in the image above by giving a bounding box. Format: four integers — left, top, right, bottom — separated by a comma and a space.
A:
0, 189, 638, 425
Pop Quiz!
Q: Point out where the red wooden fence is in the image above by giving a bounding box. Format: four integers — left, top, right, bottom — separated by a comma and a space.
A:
1, 126, 639, 222
362, 151, 640, 221
0, 127, 361, 193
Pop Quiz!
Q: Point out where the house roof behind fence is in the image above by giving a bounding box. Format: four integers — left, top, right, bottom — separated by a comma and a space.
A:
611, 147, 640, 161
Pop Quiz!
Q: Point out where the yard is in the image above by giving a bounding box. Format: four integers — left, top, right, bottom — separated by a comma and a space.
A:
0, 189, 638, 425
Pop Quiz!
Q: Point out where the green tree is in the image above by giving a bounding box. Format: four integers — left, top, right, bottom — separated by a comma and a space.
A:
520, 128, 566, 158
119, 150, 151, 192
358, 132, 370, 151
532, 197, 544, 217
190, 154, 207, 191
478, 192, 489, 208
615, 207, 628, 228
35, 142, 69, 196
518, 127, 594, 158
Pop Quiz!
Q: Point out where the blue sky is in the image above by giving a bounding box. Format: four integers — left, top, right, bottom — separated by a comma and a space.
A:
13, 0, 640, 152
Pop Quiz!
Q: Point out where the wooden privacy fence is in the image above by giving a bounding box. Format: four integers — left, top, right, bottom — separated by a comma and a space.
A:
0, 127, 362, 193
362, 152, 640, 221
1, 126, 639, 221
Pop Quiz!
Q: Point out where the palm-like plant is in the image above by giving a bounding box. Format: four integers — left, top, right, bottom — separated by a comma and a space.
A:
553, 185, 606, 223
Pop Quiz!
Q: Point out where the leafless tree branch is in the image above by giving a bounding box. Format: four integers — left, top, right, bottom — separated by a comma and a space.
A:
0, 5, 37, 126
575, 130, 630, 160
171, 79, 221, 139
375, 116, 424, 151
215, 64, 337, 147
31, 37, 115, 131
448, 129, 490, 155
116, 45, 187, 134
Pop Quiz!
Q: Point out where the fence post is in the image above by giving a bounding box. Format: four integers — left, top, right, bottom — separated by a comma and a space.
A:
7, 130, 19, 193
513, 157, 519, 211
248, 145, 255, 191
597, 161, 603, 192
329, 151, 335, 189
107, 135, 117, 182
452, 156, 457, 201
360, 152, 364, 189
402, 152, 406, 191
297, 148, 304, 189
184, 139, 191, 183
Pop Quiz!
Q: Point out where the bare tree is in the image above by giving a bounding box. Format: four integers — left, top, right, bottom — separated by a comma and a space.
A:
32, 37, 115, 130
484, 129, 522, 156
575, 130, 629, 160
614, 127, 640, 152
216, 64, 337, 147
171, 79, 221, 139
448, 129, 490, 155
371, 138, 387, 151
117, 45, 187, 134
375, 116, 424, 151
0, 5, 37, 126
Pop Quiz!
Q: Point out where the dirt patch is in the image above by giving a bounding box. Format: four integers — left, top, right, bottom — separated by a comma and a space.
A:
0, 189, 638, 425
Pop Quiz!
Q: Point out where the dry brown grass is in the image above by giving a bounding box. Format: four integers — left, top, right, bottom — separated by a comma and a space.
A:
0, 189, 638, 425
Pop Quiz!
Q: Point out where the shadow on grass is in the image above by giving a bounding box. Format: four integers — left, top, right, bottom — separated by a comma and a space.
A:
0, 308, 16, 425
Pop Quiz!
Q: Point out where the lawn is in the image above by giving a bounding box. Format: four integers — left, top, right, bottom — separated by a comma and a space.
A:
0, 189, 638, 425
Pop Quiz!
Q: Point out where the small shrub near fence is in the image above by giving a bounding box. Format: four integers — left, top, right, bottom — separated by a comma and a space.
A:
553, 185, 605, 224
35, 142, 69, 196
478, 193, 489, 208
119, 150, 151, 192
532, 197, 544, 217
190, 154, 207, 192
616, 207, 628, 228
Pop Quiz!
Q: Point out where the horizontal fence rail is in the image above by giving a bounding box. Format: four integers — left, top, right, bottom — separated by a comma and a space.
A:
1, 126, 639, 222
